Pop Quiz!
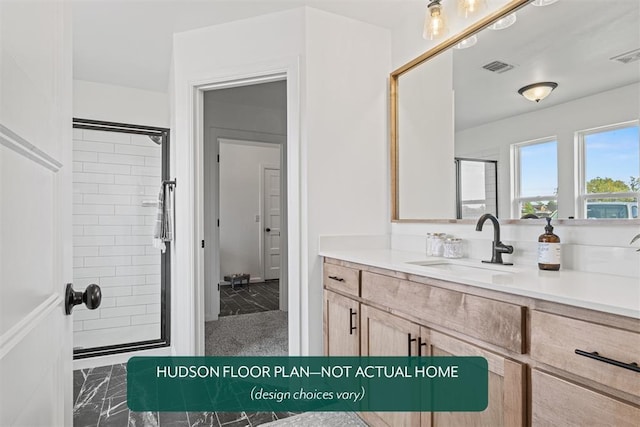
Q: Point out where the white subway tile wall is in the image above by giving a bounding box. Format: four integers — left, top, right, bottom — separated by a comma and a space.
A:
72, 128, 162, 349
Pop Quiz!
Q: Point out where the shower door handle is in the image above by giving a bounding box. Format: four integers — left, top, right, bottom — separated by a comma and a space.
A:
65, 283, 102, 315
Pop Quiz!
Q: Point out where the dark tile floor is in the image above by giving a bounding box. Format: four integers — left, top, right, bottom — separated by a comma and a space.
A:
74, 363, 297, 426
219, 281, 279, 317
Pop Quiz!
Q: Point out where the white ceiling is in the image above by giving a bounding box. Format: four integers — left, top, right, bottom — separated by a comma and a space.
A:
453, 0, 640, 130
72, 0, 422, 92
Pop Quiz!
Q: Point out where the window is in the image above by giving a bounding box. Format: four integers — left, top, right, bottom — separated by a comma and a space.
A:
577, 122, 639, 219
512, 138, 558, 218
455, 158, 498, 219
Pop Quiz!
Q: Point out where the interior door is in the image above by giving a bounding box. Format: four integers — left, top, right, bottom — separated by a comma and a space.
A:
0, 1, 75, 425
263, 167, 281, 280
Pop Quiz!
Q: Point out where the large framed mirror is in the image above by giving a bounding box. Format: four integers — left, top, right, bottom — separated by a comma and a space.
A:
391, 0, 640, 222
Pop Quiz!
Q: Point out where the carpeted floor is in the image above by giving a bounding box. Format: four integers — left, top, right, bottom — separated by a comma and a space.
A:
205, 310, 288, 356
262, 412, 368, 426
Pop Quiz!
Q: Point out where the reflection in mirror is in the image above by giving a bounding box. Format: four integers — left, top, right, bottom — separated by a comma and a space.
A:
455, 158, 497, 219
392, 0, 640, 221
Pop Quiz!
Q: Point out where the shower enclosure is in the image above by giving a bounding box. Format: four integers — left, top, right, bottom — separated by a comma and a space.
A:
71, 119, 171, 358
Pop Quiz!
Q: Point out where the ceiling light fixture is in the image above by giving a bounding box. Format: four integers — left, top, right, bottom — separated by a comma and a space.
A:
454, 34, 478, 49
489, 13, 517, 30
518, 82, 558, 102
458, 0, 487, 18
423, 0, 449, 40
532, 0, 559, 6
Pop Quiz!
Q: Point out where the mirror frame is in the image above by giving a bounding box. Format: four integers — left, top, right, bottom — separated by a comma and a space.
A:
390, 0, 531, 222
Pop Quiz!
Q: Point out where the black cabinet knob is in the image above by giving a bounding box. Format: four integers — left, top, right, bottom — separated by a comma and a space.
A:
265, 228, 271, 232
65, 283, 102, 315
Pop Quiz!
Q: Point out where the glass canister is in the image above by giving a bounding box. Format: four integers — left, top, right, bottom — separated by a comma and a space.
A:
426, 233, 434, 256
444, 237, 464, 259
431, 233, 446, 257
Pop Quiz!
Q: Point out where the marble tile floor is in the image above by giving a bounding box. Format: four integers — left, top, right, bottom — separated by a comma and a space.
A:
73, 363, 298, 427
219, 280, 279, 317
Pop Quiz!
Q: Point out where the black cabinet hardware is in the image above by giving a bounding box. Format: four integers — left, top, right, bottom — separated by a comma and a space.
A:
407, 333, 417, 356
349, 308, 357, 335
328, 276, 345, 282
575, 349, 640, 373
418, 337, 428, 356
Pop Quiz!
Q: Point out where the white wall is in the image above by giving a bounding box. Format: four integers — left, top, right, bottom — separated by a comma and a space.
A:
304, 8, 391, 355
73, 80, 169, 127
398, 50, 455, 219
172, 7, 391, 356
219, 141, 280, 283
71, 128, 162, 349
456, 83, 640, 219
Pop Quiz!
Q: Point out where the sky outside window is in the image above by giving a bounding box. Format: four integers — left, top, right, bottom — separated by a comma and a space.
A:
585, 125, 640, 191
520, 140, 558, 197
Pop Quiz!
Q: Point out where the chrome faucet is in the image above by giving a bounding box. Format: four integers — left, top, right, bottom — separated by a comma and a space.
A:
475, 214, 513, 265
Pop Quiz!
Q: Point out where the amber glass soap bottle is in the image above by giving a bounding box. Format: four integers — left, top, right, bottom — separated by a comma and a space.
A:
538, 217, 561, 271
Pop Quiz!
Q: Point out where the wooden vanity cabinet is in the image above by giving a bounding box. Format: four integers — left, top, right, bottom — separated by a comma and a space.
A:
531, 369, 640, 427
322, 258, 639, 427
425, 329, 525, 427
323, 290, 360, 356
359, 305, 422, 427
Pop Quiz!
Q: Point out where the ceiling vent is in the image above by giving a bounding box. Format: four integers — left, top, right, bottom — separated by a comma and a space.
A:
482, 60, 515, 73
610, 48, 640, 64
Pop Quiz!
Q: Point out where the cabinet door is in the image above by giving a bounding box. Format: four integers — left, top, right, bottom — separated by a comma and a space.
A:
360, 305, 422, 427
424, 329, 526, 427
323, 290, 359, 356
532, 369, 640, 427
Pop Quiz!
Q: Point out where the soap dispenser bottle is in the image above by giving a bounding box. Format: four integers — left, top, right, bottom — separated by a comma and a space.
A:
538, 217, 561, 271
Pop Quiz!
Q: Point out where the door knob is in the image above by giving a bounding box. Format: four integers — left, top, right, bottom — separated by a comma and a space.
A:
65, 283, 102, 315
265, 228, 271, 232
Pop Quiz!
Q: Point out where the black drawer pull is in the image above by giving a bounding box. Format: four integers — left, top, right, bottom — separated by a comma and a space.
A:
349, 308, 357, 335
575, 349, 640, 373
328, 275, 345, 282
418, 337, 428, 357
407, 333, 417, 356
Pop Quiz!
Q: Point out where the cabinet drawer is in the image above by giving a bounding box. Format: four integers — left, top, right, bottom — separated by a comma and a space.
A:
530, 310, 640, 397
361, 271, 525, 353
323, 263, 360, 297
532, 369, 640, 426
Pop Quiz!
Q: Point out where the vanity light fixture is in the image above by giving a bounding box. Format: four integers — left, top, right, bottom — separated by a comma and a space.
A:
423, 0, 449, 40
532, 0, 559, 6
458, 0, 486, 18
489, 13, 517, 30
454, 34, 478, 49
517, 82, 558, 102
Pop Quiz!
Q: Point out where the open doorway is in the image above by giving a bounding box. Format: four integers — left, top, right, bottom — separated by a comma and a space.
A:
202, 80, 288, 356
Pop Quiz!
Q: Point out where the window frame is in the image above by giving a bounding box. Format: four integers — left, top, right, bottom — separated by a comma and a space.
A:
575, 120, 639, 219
510, 136, 558, 219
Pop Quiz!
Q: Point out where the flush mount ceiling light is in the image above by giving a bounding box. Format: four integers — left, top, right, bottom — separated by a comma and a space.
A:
532, 0, 559, 6
454, 34, 478, 49
423, 0, 449, 40
458, 0, 487, 18
518, 82, 558, 102
489, 13, 517, 30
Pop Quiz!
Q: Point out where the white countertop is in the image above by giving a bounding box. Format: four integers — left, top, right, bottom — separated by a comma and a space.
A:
319, 249, 640, 319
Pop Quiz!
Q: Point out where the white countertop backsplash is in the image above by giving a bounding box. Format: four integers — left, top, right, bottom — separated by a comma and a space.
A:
318, 233, 640, 319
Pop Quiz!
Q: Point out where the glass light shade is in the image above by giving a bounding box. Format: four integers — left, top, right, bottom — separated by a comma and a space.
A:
518, 82, 558, 102
489, 13, 517, 30
532, 0, 559, 6
454, 35, 478, 49
423, 2, 449, 40
458, 0, 487, 18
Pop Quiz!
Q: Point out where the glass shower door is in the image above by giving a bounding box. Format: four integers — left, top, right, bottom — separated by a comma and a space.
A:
71, 119, 171, 358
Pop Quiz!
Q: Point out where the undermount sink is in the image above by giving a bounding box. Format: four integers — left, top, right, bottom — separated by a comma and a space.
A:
406, 260, 520, 274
